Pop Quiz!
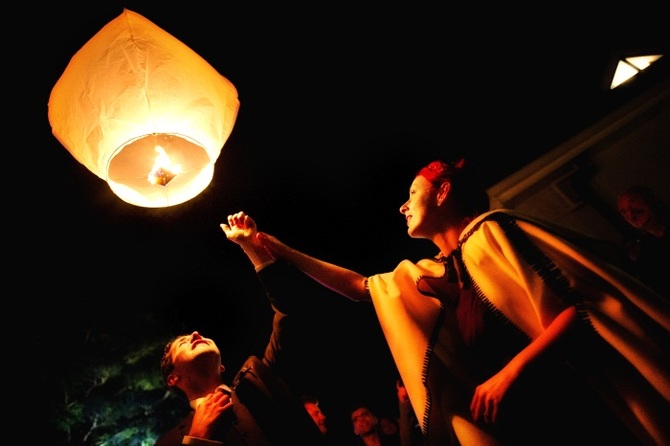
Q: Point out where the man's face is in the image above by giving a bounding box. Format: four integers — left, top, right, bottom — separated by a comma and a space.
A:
618, 193, 653, 229
351, 407, 377, 436
304, 402, 328, 434
168, 332, 221, 376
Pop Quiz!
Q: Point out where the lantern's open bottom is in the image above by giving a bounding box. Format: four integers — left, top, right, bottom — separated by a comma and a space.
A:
107, 133, 213, 207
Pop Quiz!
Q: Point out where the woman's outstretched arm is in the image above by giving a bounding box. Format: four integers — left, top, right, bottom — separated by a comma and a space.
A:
256, 231, 371, 302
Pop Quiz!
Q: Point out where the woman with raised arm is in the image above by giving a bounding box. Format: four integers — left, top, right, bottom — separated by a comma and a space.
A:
244, 158, 669, 445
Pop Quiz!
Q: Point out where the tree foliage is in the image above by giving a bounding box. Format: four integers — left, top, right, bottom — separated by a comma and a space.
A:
47, 331, 186, 445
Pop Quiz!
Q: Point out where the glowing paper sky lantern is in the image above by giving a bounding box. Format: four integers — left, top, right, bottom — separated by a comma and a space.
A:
48, 9, 239, 207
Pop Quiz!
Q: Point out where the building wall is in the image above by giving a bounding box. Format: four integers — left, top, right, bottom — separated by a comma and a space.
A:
487, 76, 670, 248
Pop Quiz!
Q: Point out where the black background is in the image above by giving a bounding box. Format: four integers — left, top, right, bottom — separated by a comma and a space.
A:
26, 2, 668, 441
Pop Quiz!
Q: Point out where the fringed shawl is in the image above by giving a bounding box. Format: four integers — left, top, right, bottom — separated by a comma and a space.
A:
367, 209, 670, 446
367, 250, 502, 444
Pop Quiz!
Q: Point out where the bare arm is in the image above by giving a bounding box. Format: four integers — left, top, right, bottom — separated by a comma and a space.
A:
469, 306, 580, 424
257, 231, 371, 302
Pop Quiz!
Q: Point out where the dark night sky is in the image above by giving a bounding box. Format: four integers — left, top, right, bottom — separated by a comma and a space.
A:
27, 2, 668, 441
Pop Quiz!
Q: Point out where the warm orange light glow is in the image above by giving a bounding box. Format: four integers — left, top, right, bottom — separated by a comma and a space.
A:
148, 145, 182, 186
48, 9, 239, 207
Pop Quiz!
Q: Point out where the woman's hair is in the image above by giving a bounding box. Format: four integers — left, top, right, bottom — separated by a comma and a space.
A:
418, 158, 490, 216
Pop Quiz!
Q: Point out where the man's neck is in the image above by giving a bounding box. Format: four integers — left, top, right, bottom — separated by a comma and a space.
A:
188, 383, 231, 409
360, 431, 382, 446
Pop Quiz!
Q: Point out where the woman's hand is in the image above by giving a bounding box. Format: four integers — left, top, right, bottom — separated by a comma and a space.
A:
470, 364, 519, 424
256, 231, 290, 258
470, 306, 579, 424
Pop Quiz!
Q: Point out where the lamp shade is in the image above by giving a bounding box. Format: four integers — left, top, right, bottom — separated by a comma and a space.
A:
48, 9, 240, 207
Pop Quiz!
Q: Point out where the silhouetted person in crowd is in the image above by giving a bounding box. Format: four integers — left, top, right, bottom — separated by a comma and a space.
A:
617, 184, 669, 297
302, 395, 346, 445
378, 414, 399, 437
349, 404, 400, 446
395, 379, 423, 446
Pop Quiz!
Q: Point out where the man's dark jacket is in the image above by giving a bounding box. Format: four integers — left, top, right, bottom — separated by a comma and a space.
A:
155, 261, 326, 445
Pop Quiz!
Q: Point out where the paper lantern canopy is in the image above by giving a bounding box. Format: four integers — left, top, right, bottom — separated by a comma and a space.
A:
48, 9, 240, 207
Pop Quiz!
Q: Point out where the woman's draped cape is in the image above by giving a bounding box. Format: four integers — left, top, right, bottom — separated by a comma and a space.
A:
366, 209, 669, 445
